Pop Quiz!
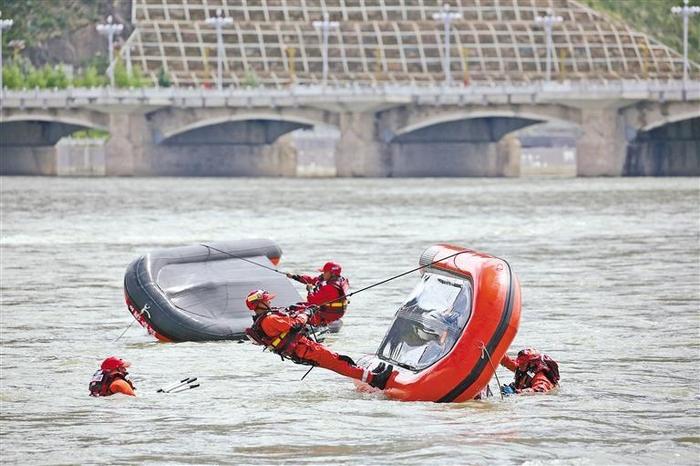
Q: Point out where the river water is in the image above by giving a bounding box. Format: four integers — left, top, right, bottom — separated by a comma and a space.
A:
1, 176, 698, 465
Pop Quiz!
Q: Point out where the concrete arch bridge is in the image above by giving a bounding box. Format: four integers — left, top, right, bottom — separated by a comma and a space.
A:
1, 82, 698, 176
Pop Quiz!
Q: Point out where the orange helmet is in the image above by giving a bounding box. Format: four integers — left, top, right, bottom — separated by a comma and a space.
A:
101, 356, 130, 372
245, 289, 275, 310
318, 261, 342, 275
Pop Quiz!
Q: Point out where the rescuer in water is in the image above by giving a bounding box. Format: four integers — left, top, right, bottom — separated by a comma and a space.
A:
89, 356, 136, 397
286, 261, 349, 327
500, 348, 560, 394
244, 289, 394, 389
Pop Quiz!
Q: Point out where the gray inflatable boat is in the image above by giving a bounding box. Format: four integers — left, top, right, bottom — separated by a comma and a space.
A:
123, 239, 305, 342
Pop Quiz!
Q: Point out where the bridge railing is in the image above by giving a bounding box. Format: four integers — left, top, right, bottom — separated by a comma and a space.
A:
1, 79, 698, 109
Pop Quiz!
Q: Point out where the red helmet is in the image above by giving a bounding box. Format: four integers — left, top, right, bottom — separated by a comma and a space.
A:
101, 356, 130, 372
515, 348, 541, 370
245, 289, 275, 310
318, 261, 342, 275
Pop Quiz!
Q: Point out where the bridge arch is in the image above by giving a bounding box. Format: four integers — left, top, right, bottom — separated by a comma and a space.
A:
149, 107, 338, 145
0, 109, 110, 176
638, 108, 700, 133
1, 109, 109, 146
625, 116, 700, 176
1, 111, 109, 131
375, 104, 581, 177
388, 104, 581, 141
622, 101, 700, 133
620, 101, 700, 176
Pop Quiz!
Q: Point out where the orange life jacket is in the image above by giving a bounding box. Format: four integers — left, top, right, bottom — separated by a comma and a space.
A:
310, 275, 349, 316
89, 370, 134, 397
245, 310, 301, 355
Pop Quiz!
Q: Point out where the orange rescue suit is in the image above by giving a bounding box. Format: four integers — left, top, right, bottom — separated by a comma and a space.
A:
501, 354, 557, 393
290, 274, 349, 326
247, 309, 371, 383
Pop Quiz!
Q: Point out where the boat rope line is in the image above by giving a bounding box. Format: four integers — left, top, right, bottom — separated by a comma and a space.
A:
203, 244, 466, 310
113, 303, 151, 342
292, 251, 469, 349
300, 365, 315, 381
479, 341, 505, 400
200, 243, 285, 274
312, 250, 469, 310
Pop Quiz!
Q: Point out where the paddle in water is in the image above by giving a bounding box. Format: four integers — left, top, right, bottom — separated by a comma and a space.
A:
157, 377, 197, 393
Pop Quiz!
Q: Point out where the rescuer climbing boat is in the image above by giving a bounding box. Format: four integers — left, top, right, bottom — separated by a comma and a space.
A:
123, 239, 334, 342
355, 244, 521, 402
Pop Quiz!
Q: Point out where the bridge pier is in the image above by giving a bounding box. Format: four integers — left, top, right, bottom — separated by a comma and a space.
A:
105, 113, 147, 176
576, 106, 627, 176
335, 112, 391, 177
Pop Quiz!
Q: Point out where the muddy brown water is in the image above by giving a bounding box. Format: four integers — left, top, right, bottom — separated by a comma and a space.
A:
1, 177, 698, 464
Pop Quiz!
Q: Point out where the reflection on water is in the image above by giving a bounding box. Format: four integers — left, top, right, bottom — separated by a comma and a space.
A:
1, 177, 698, 464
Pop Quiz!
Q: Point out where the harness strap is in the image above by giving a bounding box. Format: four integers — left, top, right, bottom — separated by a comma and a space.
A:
270, 331, 288, 348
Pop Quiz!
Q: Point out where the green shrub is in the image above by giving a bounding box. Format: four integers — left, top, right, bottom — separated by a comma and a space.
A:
2, 63, 24, 89
70, 128, 110, 140
114, 58, 130, 88
46, 65, 69, 89
581, 0, 700, 64
157, 67, 172, 87
80, 53, 109, 77
131, 65, 149, 87
26, 65, 48, 88
113, 56, 150, 88
74, 65, 107, 87
242, 70, 260, 88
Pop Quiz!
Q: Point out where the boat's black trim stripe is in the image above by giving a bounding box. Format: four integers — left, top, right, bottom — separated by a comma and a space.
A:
437, 259, 514, 403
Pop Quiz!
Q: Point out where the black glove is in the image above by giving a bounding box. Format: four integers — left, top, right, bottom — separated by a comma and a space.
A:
291, 323, 304, 332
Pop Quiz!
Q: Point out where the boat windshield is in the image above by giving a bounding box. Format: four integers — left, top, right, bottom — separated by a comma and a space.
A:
376, 272, 473, 371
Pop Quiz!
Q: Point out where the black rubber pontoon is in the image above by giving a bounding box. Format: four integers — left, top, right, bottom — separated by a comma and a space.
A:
124, 239, 302, 342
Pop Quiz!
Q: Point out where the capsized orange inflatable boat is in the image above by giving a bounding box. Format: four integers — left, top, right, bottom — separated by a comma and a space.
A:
356, 244, 521, 402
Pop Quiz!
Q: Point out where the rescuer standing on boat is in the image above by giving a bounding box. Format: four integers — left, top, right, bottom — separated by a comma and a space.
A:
500, 348, 560, 394
286, 261, 349, 326
244, 289, 393, 389
89, 356, 136, 397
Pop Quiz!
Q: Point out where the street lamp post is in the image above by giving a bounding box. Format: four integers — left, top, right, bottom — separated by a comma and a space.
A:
433, 4, 462, 85
0, 11, 14, 91
671, 0, 700, 86
535, 9, 563, 82
125, 43, 132, 77
96, 15, 124, 87
205, 8, 233, 90
312, 13, 339, 86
